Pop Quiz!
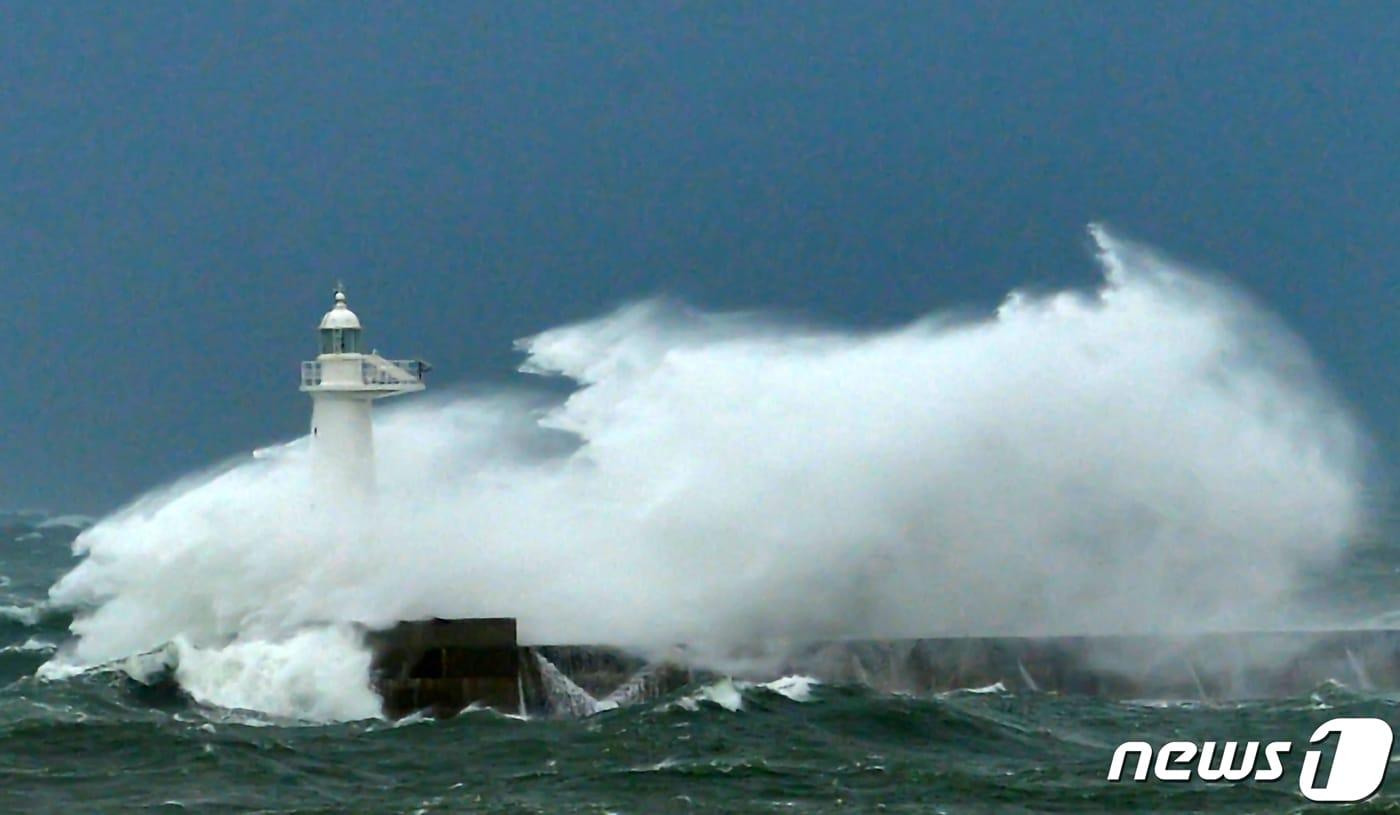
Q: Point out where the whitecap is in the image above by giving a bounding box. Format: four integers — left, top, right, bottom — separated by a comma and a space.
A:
38, 514, 95, 530
962, 681, 1007, 695
675, 677, 745, 712
758, 675, 820, 702
0, 604, 41, 626
0, 637, 56, 654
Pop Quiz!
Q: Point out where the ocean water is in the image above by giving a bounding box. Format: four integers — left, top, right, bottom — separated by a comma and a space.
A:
5, 512, 1400, 813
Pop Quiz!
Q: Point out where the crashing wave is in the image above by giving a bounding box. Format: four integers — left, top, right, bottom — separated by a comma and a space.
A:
672, 675, 821, 712
37, 226, 1371, 723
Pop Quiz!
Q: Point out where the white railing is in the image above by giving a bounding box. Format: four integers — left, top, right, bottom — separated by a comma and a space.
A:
301, 358, 429, 389
362, 358, 429, 386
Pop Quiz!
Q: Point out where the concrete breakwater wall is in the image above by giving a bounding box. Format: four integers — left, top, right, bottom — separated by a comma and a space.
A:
368, 619, 1400, 719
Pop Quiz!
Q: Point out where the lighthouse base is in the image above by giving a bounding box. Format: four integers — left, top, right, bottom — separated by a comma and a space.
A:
368, 618, 523, 718
367, 621, 1400, 719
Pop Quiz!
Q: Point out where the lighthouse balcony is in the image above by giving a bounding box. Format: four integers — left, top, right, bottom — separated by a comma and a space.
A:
300, 356, 429, 393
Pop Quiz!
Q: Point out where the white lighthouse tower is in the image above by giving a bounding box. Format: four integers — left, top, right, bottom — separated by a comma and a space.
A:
300, 288, 427, 491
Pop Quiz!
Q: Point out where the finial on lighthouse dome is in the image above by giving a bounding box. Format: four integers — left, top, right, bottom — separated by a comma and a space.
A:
319, 286, 362, 330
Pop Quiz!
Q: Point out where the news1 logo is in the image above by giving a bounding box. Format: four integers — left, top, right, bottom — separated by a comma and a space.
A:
1108, 718, 1393, 803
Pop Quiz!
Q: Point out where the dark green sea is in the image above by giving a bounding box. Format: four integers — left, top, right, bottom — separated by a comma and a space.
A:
6, 511, 1400, 814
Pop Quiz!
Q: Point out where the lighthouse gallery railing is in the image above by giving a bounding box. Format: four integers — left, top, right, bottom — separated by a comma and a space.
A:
301, 358, 429, 389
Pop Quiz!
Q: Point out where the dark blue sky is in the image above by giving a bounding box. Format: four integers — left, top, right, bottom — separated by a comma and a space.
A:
0, 2, 1394, 511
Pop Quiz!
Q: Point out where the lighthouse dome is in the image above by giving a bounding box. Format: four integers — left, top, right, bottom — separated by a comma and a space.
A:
318, 290, 364, 355
319, 291, 362, 330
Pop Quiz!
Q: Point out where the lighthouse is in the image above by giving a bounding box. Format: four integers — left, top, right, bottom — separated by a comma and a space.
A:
299, 288, 427, 491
